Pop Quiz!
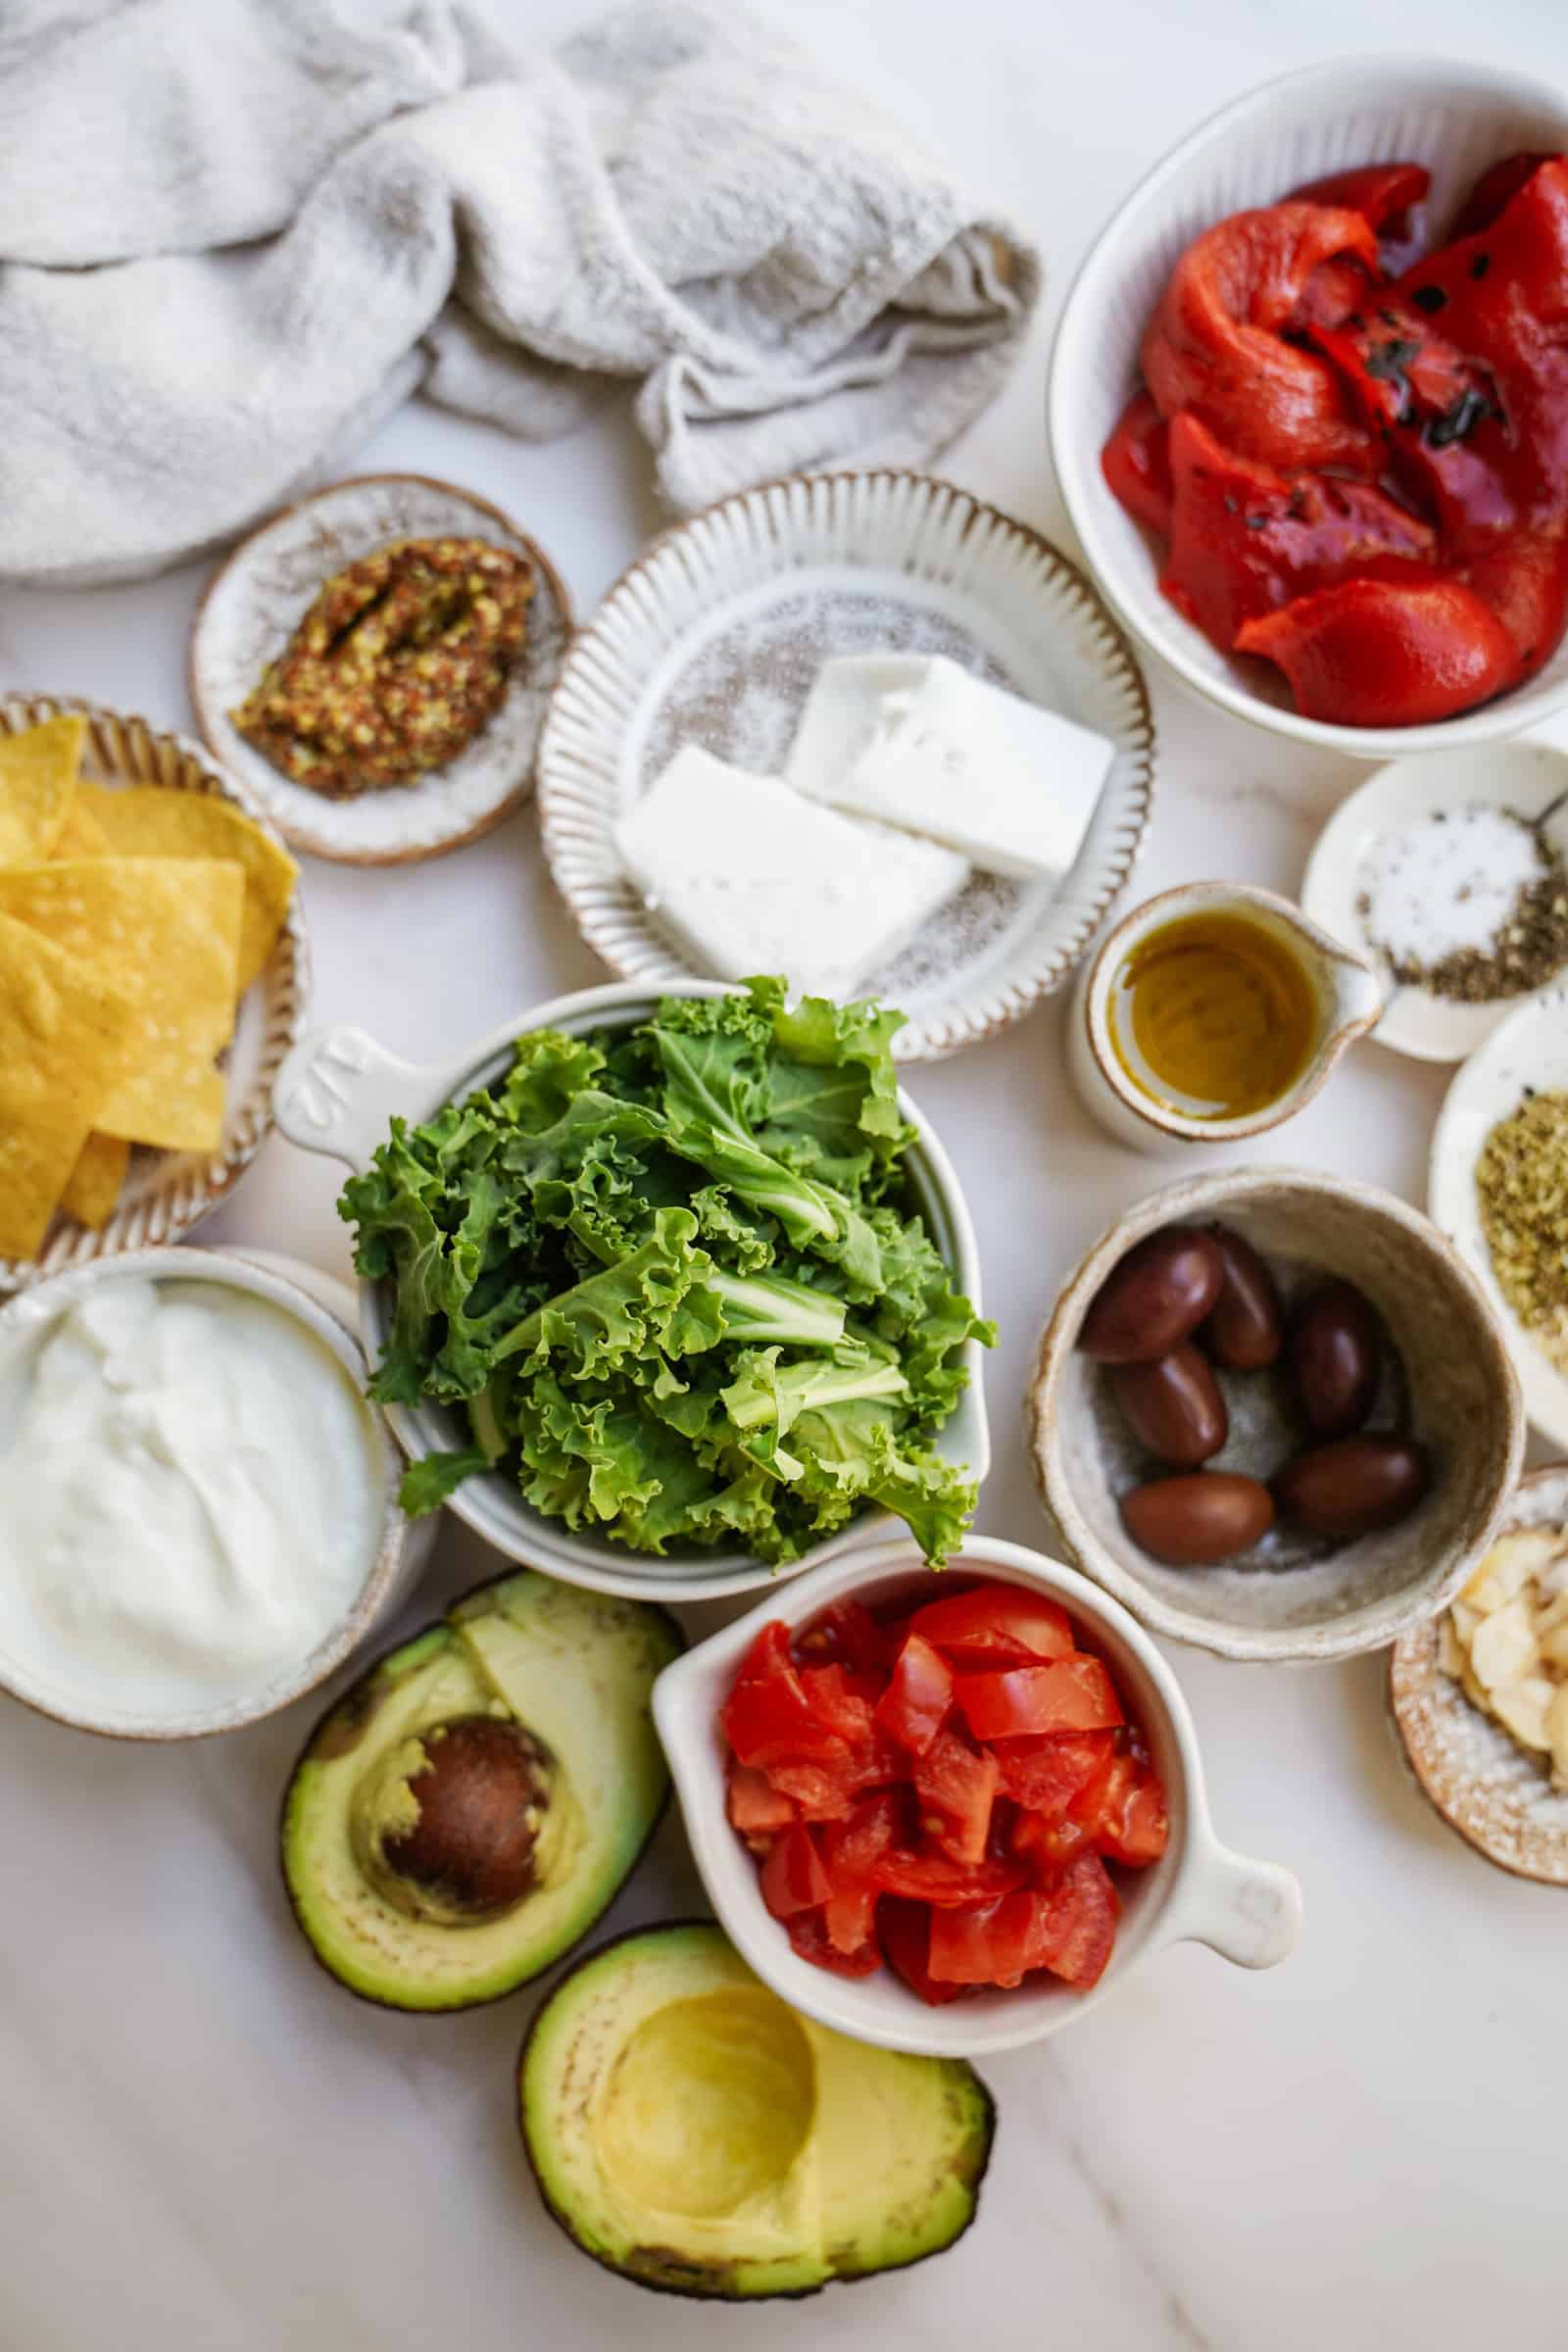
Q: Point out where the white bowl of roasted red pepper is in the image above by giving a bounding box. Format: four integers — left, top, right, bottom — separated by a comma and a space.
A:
1029, 1165, 1523, 1663
653, 1535, 1301, 2058
1049, 57, 1568, 753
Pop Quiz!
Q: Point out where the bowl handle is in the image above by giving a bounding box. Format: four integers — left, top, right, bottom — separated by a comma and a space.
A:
1171, 1838, 1301, 1971
272, 1024, 428, 1172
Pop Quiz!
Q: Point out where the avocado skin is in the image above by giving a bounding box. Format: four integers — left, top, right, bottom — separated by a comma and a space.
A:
516, 1921, 998, 2301
278, 1571, 683, 2014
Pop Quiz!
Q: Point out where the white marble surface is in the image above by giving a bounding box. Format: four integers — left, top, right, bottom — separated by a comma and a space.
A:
3, 4, 1566, 2346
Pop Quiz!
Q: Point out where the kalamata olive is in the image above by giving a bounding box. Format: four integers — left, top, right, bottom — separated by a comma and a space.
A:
1286, 1279, 1383, 1438
1079, 1226, 1224, 1364
1119, 1471, 1275, 1565
1271, 1435, 1431, 1540
1199, 1226, 1283, 1371
1109, 1343, 1228, 1468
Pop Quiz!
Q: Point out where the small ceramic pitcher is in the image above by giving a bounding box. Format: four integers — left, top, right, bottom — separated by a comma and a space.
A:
1068, 881, 1384, 1154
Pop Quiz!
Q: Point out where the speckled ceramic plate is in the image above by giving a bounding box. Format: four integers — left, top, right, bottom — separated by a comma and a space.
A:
1390, 1464, 1568, 1886
1301, 742, 1568, 1063
537, 470, 1156, 1061
1429, 979, 1568, 1452
0, 694, 310, 1293
188, 473, 572, 866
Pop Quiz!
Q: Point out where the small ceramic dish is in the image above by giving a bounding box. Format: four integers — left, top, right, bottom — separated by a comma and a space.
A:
188, 473, 572, 865
1390, 1463, 1568, 1885
1029, 1165, 1523, 1663
1067, 880, 1383, 1153
652, 1535, 1301, 2058
1049, 54, 1568, 758
0, 1247, 414, 1740
536, 470, 1155, 1062
0, 693, 310, 1294
271, 979, 990, 1603
1301, 741, 1568, 1063
1429, 977, 1568, 1451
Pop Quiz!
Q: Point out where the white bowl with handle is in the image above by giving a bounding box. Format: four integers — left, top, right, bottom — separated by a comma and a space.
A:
1049, 55, 1568, 758
272, 981, 990, 1603
653, 1535, 1301, 2058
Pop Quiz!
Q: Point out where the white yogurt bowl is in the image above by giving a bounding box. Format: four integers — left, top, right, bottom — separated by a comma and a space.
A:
1049, 56, 1568, 758
0, 1248, 413, 1740
653, 1536, 1300, 2059
272, 981, 990, 1604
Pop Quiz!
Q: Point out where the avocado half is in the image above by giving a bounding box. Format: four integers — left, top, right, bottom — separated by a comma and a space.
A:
519, 1922, 995, 2300
280, 1572, 683, 2012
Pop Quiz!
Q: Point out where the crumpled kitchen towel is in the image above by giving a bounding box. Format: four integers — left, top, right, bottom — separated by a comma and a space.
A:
0, 0, 1040, 587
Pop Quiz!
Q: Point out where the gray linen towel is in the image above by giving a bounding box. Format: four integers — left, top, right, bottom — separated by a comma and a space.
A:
0, 0, 1040, 586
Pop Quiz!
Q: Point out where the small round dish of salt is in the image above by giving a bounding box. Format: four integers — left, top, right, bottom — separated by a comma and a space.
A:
1301, 742, 1568, 1063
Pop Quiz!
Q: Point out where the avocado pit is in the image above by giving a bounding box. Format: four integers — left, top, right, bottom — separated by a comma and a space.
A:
356, 1713, 551, 1926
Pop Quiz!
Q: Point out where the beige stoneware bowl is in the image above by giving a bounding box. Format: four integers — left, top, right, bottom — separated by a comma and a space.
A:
1390, 1462, 1568, 1885
654, 1535, 1301, 2058
0, 694, 310, 1293
1029, 1167, 1523, 1663
0, 1247, 414, 1740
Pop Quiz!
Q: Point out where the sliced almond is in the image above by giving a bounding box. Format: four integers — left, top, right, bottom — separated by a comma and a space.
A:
1491, 1675, 1556, 1753
1470, 1593, 1542, 1692
1449, 1598, 1479, 1649
1460, 1655, 1492, 1716
1462, 1529, 1562, 1613
1438, 1616, 1466, 1680
1549, 1685, 1568, 1788
1537, 1586, 1568, 1641
1539, 1619, 1568, 1673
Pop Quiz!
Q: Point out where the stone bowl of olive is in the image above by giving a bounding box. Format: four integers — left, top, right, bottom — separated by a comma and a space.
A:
1028, 1167, 1526, 1664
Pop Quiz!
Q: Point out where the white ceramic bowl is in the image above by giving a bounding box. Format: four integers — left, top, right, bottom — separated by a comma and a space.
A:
537, 470, 1155, 1060
1429, 975, 1568, 1451
653, 1536, 1301, 2058
1029, 1166, 1523, 1664
0, 1247, 413, 1740
272, 981, 990, 1603
1049, 56, 1568, 759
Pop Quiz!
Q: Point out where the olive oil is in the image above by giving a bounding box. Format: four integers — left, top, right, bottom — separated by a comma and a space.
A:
1110, 909, 1318, 1120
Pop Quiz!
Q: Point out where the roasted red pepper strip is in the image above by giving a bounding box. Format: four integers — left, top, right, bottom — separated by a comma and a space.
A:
1448, 152, 1560, 241
1101, 388, 1174, 537
1236, 575, 1520, 725
1141, 201, 1381, 470
1289, 162, 1430, 264
1161, 410, 1434, 646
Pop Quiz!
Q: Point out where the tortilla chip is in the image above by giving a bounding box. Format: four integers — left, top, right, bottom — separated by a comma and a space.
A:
74, 782, 296, 993
0, 911, 137, 1260
0, 859, 243, 1152
51, 804, 113, 859
0, 714, 85, 864
59, 1131, 130, 1229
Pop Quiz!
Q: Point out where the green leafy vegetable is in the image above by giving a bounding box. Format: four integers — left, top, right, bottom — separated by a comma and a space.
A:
341, 980, 993, 1564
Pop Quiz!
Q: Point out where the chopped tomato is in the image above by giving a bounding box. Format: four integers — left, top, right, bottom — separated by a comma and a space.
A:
927, 1889, 1044, 1986
791, 1597, 891, 1675
912, 1729, 999, 1864
1030, 1853, 1120, 1988
1011, 1805, 1097, 1874
1089, 1752, 1171, 1867
1141, 201, 1380, 471
902, 1584, 1074, 1667
992, 1729, 1117, 1819
719, 1625, 847, 1767
956, 1655, 1123, 1742
760, 1824, 831, 1919
785, 1909, 881, 1979
872, 1847, 1024, 1906
799, 1663, 876, 1746
817, 1789, 904, 1951
1236, 574, 1520, 725
878, 1897, 964, 2005
726, 1763, 797, 1835
1102, 389, 1174, 537
873, 1633, 953, 1755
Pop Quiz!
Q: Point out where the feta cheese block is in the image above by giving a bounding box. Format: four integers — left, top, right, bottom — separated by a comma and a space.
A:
613, 744, 969, 1000
786, 653, 1115, 881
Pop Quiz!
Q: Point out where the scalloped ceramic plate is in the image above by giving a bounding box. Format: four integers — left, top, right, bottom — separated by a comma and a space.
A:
1390, 1464, 1568, 1885
1300, 742, 1568, 1062
1429, 977, 1568, 1449
0, 694, 310, 1294
537, 470, 1155, 1062
188, 473, 572, 865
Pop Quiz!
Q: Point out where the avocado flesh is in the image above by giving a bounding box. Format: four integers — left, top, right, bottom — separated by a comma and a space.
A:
281, 1574, 681, 2012
520, 1923, 994, 2299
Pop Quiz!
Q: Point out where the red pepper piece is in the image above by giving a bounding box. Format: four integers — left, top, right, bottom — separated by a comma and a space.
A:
1141, 202, 1381, 471
1449, 152, 1560, 241
1160, 411, 1434, 648
1236, 574, 1520, 725
1102, 388, 1174, 537
1288, 162, 1430, 235
1458, 531, 1568, 683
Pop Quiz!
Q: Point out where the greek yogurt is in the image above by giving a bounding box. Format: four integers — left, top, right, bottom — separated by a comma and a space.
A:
0, 1275, 383, 1723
